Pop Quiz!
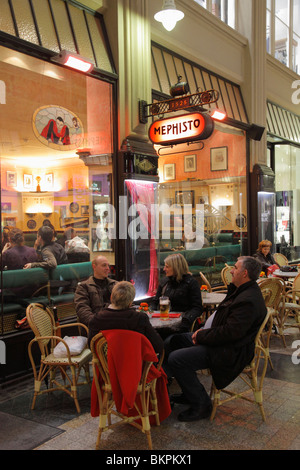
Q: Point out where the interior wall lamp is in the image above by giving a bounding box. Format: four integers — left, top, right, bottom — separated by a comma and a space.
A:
154, 0, 184, 31
51, 50, 94, 73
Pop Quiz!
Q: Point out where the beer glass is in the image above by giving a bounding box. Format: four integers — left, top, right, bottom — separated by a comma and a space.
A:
159, 296, 170, 320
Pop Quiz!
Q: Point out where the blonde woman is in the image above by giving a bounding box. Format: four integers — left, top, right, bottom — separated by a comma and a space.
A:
151, 253, 202, 336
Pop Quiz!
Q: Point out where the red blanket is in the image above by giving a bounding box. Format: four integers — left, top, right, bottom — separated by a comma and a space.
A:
91, 330, 171, 424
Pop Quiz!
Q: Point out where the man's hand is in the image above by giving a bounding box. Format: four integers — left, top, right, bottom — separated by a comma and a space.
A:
23, 263, 32, 269
192, 329, 201, 344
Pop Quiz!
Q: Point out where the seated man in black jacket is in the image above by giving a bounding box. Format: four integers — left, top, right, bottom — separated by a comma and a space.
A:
167, 256, 267, 422
88, 281, 164, 355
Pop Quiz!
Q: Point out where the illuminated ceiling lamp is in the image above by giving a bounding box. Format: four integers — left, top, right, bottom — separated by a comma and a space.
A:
154, 0, 184, 31
51, 50, 94, 73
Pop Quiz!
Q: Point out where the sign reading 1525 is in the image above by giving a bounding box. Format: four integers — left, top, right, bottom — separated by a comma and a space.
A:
168, 96, 190, 111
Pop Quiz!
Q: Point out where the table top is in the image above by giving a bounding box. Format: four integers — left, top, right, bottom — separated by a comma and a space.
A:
273, 270, 299, 278
149, 312, 182, 329
202, 292, 226, 305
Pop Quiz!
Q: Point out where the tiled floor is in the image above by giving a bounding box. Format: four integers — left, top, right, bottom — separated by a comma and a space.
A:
0, 326, 299, 451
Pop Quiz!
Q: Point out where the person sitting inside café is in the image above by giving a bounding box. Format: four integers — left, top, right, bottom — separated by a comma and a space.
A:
150, 253, 202, 338
253, 239, 278, 274
74, 255, 117, 327
88, 281, 163, 355
23, 225, 67, 270
1, 227, 38, 270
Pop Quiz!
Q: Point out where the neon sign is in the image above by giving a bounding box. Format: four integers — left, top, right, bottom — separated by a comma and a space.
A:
149, 112, 214, 146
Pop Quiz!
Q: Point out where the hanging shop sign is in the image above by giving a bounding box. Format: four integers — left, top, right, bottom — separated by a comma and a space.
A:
148, 112, 214, 146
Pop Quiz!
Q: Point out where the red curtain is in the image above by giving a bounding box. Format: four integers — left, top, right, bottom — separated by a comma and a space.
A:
125, 180, 158, 297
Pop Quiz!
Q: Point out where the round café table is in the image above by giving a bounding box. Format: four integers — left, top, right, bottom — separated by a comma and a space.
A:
149, 312, 182, 330
273, 269, 299, 281
201, 292, 227, 319
202, 292, 226, 305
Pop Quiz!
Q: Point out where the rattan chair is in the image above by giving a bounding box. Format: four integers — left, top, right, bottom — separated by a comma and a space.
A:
221, 265, 232, 287
258, 277, 286, 349
26, 303, 92, 413
209, 310, 272, 422
273, 252, 289, 267
199, 271, 228, 293
282, 274, 300, 334
90, 331, 164, 450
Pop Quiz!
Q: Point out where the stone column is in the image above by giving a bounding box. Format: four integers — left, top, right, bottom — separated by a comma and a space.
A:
250, 0, 267, 166
117, 0, 152, 145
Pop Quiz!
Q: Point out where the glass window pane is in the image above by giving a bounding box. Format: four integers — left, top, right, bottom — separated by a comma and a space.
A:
194, 0, 207, 7
275, 0, 290, 26
0, 0, 16, 35
32, 0, 60, 52
0, 45, 115, 328
68, 5, 95, 64
226, 0, 236, 28
293, 0, 300, 32
156, 126, 246, 289
293, 33, 300, 72
50, 0, 76, 53
152, 47, 170, 94
11, 0, 39, 44
212, 0, 222, 20
267, 10, 271, 54
274, 145, 300, 259
86, 14, 113, 73
275, 18, 289, 66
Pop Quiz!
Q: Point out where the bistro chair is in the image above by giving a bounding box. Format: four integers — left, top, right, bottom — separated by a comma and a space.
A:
199, 271, 228, 293
258, 277, 286, 350
26, 303, 92, 413
273, 253, 289, 267
90, 330, 167, 450
220, 265, 232, 287
209, 310, 272, 422
282, 274, 300, 334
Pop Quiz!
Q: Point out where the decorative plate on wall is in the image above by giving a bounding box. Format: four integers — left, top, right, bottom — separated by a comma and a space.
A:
69, 202, 79, 214
27, 219, 37, 230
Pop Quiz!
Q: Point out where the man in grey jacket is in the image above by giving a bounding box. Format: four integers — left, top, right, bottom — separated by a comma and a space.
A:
74, 255, 117, 326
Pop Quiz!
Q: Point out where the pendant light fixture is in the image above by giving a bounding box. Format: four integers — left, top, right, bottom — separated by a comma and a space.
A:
154, 0, 184, 31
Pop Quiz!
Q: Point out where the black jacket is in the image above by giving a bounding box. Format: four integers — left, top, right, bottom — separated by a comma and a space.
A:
88, 306, 164, 355
196, 280, 267, 389
253, 251, 276, 273
151, 274, 203, 331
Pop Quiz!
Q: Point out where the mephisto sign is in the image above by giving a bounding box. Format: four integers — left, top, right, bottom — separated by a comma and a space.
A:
149, 112, 214, 146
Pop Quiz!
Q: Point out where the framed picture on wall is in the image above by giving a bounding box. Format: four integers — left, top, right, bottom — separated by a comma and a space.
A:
45, 173, 53, 190
184, 154, 197, 172
210, 146, 228, 171
1, 202, 11, 213
175, 190, 195, 207
81, 205, 89, 216
23, 174, 33, 190
7, 171, 17, 188
164, 163, 175, 181
4, 217, 16, 227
